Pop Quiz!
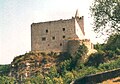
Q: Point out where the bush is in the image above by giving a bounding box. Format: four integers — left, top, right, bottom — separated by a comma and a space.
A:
115, 48, 120, 55
63, 71, 74, 83
85, 51, 105, 67
98, 58, 120, 71
59, 59, 72, 75
75, 44, 88, 59
53, 76, 63, 84
0, 65, 10, 76
105, 34, 120, 51
0, 76, 16, 84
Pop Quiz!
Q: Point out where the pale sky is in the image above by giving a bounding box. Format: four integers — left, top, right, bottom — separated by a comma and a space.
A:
0, 0, 104, 64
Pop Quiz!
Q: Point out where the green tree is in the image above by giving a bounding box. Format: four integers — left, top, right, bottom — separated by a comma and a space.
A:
74, 44, 88, 69
59, 59, 72, 75
86, 51, 105, 67
94, 43, 105, 51
105, 34, 120, 50
75, 44, 88, 59
0, 65, 10, 76
91, 0, 120, 35
74, 44, 88, 62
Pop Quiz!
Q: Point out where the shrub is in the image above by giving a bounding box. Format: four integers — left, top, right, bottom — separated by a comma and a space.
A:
0, 76, 16, 84
85, 51, 105, 67
98, 58, 120, 71
0, 65, 10, 76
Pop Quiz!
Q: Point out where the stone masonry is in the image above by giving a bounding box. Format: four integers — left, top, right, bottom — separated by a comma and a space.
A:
31, 10, 94, 54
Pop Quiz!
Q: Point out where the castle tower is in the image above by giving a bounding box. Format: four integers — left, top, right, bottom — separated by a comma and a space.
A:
31, 10, 93, 53
75, 9, 85, 35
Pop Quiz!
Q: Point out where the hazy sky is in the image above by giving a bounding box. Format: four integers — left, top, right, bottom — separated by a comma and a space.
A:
0, 0, 104, 64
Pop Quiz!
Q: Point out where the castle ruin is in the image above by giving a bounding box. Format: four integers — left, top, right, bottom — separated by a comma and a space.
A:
31, 10, 94, 55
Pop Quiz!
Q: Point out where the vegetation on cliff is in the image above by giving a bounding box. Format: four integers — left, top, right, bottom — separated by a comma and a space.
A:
0, 34, 120, 84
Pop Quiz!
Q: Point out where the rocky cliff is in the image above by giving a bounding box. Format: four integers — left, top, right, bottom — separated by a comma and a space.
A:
9, 51, 66, 82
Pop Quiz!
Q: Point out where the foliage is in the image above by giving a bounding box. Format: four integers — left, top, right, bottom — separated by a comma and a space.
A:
4, 36, 120, 83
94, 43, 105, 51
0, 76, 16, 84
48, 66, 59, 78
91, 0, 120, 36
105, 34, 120, 50
53, 76, 63, 84
43, 77, 53, 84
59, 44, 88, 75
115, 48, 120, 55
78, 67, 99, 77
98, 58, 120, 71
75, 44, 88, 59
63, 71, 74, 83
30, 74, 44, 84
0, 65, 10, 76
59, 59, 72, 74
85, 49, 119, 67
85, 51, 105, 67
74, 44, 88, 69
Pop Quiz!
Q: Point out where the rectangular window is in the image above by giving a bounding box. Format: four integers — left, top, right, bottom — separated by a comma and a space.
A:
46, 29, 48, 33
60, 43, 62, 46
42, 37, 46, 41
63, 35, 65, 38
52, 36, 55, 40
63, 28, 65, 31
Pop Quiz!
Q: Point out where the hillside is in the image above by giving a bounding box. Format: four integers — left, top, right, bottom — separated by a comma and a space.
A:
10, 51, 73, 83
0, 34, 120, 83
9, 50, 120, 84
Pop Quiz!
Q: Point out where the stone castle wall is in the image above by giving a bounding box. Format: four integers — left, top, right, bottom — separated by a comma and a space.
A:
67, 40, 80, 56
75, 16, 85, 35
31, 18, 81, 52
31, 13, 93, 54
67, 39, 94, 55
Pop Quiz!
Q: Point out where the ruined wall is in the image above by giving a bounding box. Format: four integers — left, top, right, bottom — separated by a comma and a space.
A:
74, 68, 120, 84
67, 39, 94, 56
31, 15, 93, 54
67, 40, 80, 56
31, 18, 78, 52
82, 39, 93, 50
75, 16, 85, 35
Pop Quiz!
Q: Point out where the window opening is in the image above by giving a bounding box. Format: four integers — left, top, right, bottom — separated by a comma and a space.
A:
63, 28, 65, 31
60, 43, 62, 46
52, 36, 55, 40
42, 37, 46, 41
63, 35, 65, 38
46, 29, 48, 33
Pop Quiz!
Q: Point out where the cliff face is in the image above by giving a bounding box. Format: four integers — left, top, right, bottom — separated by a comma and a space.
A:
10, 51, 61, 82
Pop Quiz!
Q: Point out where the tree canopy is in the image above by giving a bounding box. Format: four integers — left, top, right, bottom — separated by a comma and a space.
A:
91, 0, 120, 36
105, 34, 120, 50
